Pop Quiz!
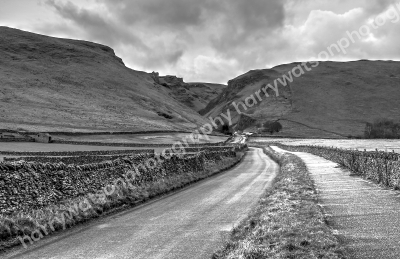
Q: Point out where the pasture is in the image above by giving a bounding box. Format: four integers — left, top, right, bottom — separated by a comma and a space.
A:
52, 133, 227, 144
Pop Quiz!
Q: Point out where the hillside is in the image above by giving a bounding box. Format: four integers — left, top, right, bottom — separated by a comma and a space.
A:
0, 27, 209, 132
185, 82, 226, 112
202, 60, 400, 137
154, 74, 226, 112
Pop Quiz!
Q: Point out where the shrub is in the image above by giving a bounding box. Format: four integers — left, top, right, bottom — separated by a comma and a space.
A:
220, 123, 231, 135
259, 120, 283, 134
364, 119, 400, 139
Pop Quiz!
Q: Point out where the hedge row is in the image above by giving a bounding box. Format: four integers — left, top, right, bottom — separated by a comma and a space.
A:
275, 144, 400, 189
0, 150, 238, 214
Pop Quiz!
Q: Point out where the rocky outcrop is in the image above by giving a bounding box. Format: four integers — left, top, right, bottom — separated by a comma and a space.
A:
159, 75, 184, 87
227, 70, 266, 92
151, 71, 160, 84
150, 73, 226, 112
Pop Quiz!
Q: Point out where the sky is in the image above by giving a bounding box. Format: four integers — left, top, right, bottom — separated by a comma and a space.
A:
1, 0, 400, 84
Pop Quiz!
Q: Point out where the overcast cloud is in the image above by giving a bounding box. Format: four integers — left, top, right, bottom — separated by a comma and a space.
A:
1, 0, 400, 83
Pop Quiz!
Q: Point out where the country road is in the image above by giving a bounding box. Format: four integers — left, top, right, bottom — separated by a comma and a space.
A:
3, 148, 278, 259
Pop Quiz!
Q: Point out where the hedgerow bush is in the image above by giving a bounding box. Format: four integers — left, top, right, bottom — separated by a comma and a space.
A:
364, 119, 400, 139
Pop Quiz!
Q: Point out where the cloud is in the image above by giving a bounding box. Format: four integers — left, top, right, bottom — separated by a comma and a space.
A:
103, 0, 216, 29
282, 1, 400, 63
38, 0, 286, 83
45, 0, 146, 49
44, 0, 190, 70
210, 0, 285, 51
19, 0, 400, 83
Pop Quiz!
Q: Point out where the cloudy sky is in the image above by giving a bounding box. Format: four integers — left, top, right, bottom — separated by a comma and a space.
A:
1, 0, 400, 83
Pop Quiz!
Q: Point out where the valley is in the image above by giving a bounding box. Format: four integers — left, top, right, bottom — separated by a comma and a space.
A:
1, 22, 400, 259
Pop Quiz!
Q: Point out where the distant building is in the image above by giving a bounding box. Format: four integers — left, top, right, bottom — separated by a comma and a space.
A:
32, 133, 52, 143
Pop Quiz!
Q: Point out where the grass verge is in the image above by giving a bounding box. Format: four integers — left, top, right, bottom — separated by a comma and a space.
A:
0, 152, 245, 253
213, 147, 347, 259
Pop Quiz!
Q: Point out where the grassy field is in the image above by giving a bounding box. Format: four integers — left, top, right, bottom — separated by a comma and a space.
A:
0, 143, 161, 162
250, 138, 400, 153
52, 133, 227, 144
0, 143, 153, 152
0, 133, 227, 155
0, 133, 229, 163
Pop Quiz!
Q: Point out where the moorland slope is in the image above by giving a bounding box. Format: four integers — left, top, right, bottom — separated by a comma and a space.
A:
155, 75, 226, 112
0, 27, 209, 132
202, 60, 400, 137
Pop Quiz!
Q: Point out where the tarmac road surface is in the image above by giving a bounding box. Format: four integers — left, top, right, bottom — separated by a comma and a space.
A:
3, 147, 278, 259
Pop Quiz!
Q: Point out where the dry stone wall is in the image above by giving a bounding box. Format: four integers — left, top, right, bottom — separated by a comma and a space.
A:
0, 150, 240, 214
276, 144, 400, 189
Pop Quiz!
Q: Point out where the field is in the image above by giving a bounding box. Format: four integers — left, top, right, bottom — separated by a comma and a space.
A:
0, 133, 228, 161
0, 143, 151, 152
52, 133, 226, 144
250, 138, 400, 153
0, 143, 158, 162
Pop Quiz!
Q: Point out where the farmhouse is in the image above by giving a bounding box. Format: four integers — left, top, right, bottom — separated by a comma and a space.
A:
32, 133, 52, 143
